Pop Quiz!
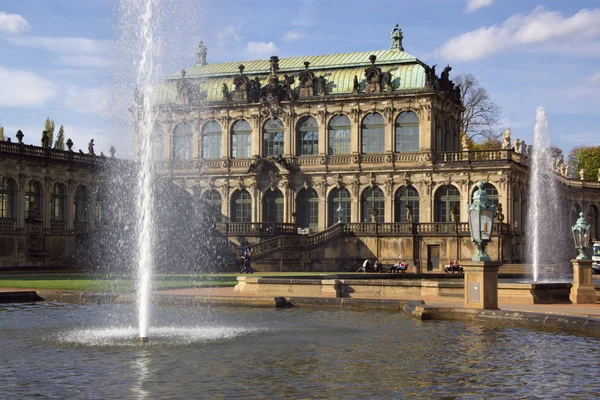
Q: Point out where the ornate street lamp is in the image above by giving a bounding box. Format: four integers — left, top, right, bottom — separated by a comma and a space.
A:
572, 212, 591, 260
468, 181, 497, 261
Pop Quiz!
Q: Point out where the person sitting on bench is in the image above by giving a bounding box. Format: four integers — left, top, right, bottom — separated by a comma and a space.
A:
391, 260, 408, 273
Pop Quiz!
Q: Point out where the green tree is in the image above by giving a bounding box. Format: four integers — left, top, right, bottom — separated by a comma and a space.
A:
568, 146, 600, 180
53, 125, 65, 150
43, 118, 55, 144
455, 73, 502, 142
0, 125, 4, 141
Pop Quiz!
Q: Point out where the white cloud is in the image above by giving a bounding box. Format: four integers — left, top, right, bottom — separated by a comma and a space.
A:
245, 41, 278, 58
590, 71, 600, 84
283, 30, 305, 42
0, 66, 57, 107
64, 86, 110, 115
465, 0, 494, 13
438, 7, 600, 62
6, 35, 112, 54
0, 11, 29, 34
216, 25, 242, 45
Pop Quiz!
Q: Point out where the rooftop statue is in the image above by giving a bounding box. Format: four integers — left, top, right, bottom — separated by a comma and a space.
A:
196, 41, 207, 66
390, 24, 404, 51
501, 128, 511, 149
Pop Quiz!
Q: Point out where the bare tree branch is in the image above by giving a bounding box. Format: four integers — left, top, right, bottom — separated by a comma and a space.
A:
455, 73, 502, 142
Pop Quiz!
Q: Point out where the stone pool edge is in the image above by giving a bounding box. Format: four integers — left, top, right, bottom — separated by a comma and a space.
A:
3, 290, 600, 337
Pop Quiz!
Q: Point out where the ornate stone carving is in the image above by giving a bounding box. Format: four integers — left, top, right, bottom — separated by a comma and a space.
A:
176, 69, 207, 105
233, 64, 250, 102
352, 75, 360, 94
501, 128, 511, 150
317, 76, 326, 96
349, 108, 361, 123
221, 83, 230, 102
364, 55, 382, 93
349, 178, 360, 197
196, 41, 207, 66
298, 61, 315, 98
369, 172, 376, 188
316, 110, 328, 125
383, 107, 394, 124
335, 173, 343, 189
390, 24, 404, 51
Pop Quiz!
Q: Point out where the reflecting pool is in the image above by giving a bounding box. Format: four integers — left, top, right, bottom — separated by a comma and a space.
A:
1, 303, 599, 398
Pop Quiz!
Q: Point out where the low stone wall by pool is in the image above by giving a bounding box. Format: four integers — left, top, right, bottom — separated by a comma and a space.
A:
234, 275, 573, 304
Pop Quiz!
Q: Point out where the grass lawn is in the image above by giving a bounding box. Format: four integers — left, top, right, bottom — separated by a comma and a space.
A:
0, 272, 332, 292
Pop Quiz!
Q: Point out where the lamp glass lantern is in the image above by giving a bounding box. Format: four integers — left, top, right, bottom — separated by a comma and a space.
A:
572, 212, 590, 260
468, 181, 497, 261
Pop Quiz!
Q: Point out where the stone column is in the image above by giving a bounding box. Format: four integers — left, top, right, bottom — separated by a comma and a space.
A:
570, 259, 596, 304
462, 260, 501, 309
350, 109, 361, 154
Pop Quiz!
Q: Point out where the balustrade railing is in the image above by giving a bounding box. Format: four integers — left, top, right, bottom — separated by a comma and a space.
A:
50, 222, 66, 233
0, 141, 100, 165
74, 222, 88, 232
306, 223, 345, 247
0, 219, 16, 231
216, 222, 297, 235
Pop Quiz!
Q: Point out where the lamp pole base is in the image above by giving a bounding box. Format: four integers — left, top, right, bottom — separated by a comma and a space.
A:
462, 260, 501, 310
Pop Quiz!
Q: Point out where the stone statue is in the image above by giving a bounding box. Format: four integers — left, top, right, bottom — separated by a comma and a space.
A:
461, 134, 469, 151
501, 128, 511, 150
317, 76, 326, 95
405, 205, 413, 223
521, 140, 527, 156
250, 77, 261, 102
580, 168, 586, 181
564, 165, 570, 177
222, 83, 229, 101
513, 138, 521, 153
353, 75, 359, 93
196, 41, 207, 66
88, 139, 95, 155
450, 206, 458, 223
41, 131, 49, 148
390, 24, 404, 50
597, 169, 600, 182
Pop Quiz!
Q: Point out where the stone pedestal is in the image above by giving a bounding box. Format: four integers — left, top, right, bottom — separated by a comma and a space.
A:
462, 261, 501, 310
570, 259, 596, 304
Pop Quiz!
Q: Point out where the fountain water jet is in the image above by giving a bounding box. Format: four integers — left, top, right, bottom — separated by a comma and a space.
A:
129, 0, 160, 342
526, 106, 569, 282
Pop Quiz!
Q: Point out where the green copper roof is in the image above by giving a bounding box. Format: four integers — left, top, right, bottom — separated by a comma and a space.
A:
165, 48, 420, 80
153, 48, 427, 105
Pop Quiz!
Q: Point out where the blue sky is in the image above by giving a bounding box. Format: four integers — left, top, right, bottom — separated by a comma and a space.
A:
1, 0, 599, 156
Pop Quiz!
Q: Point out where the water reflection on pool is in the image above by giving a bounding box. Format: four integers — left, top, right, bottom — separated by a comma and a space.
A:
1, 303, 599, 398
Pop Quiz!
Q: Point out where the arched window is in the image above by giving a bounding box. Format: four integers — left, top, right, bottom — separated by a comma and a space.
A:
434, 185, 461, 223
361, 187, 385, 223
51, 183, 66, 222
202, 189, 222, 222
202, 121, 222, 159
297, 116, 319, 156
74, 186, 87, 223
470, 183, 499, 208
151, 124, 165, 161
25, 180, 42, 220
361, 112, 385, 154
395, 111, 419, 152
328, 187, 351, 226
297, 188, 319, 232
263, 119, 284, 157
172, 122, 193, 160
0, 178, 15, 219
231, 119, 252, 158
328, 115, 351, 155
231, 189, 252, 222
395, 185, 419, 223
263, 189, 284, 223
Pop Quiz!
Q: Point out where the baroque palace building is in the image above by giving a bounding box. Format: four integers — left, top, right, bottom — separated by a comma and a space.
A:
139, 26, 599, 271
1, 26, 599, 270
